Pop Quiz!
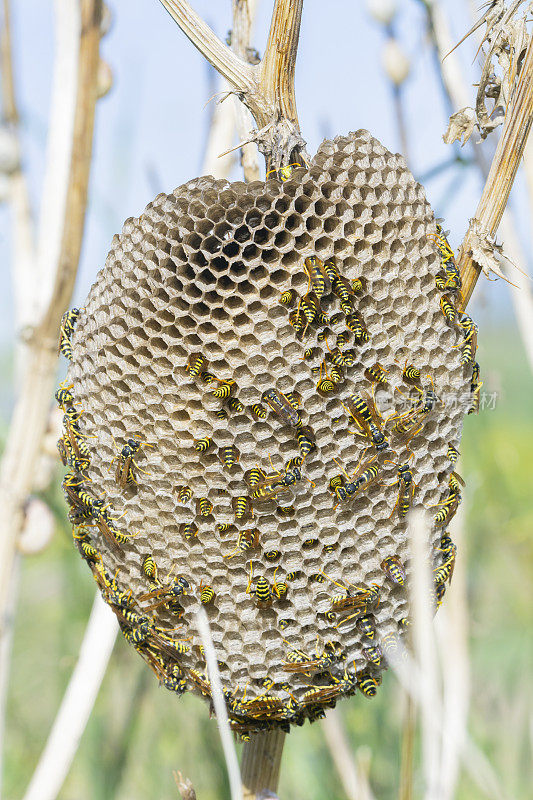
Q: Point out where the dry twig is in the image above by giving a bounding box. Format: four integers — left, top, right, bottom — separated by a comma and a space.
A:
322, 708, 376, 800
196, 608, 243, 800
157, 0, 308, 169
0, 0, 103, 779
22, 594, 118, 800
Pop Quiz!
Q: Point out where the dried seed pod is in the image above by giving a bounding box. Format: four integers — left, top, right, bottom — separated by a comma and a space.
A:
64, 130, 474, 736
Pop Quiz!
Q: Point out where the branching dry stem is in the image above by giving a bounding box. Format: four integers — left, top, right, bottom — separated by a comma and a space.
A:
157, 0, 308, 169
0, 0, 102, 723
457, 30, 533, 309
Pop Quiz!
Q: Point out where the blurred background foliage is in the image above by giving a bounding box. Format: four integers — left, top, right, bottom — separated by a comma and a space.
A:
1, 1, 532, 799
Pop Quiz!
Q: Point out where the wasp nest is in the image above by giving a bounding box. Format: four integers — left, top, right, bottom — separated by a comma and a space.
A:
58, 130, 480, 737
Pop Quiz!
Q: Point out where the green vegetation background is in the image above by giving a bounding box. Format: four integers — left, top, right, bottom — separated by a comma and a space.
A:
2, 325, 532, 800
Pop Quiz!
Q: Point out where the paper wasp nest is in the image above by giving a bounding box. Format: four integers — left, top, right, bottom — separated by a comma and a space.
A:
60, 130, 476, 736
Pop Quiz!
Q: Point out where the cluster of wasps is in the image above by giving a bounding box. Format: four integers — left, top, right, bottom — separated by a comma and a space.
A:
55, 210, 478, 737
433, 222, 482, 414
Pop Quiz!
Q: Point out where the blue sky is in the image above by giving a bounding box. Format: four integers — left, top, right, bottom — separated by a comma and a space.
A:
0, 0, 527, 353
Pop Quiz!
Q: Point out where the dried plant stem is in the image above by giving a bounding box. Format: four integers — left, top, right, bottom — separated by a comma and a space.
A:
457, 31, 533, 310
399, 692, 415, 800
196, 609, 242, 800
230, 0, 260, 181
0, 0, 36, 332
0, 0, 102, 742
157, 0, 307, 167
22, 594, 118, 800
437, 502, 470, 800
322, 708, 375, 800
241, 729, 285, 800
426, 1, 533, 374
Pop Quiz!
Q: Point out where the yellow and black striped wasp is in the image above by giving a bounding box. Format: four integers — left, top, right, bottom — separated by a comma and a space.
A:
261, 388, 302, 428
58, 308, 80, 360
386, 383, 438, 442
381, 555, 406, 586
186, 353, 207, 378
55, 382, 76, 412
282, 639, 342, 675
245, 561, 272, 607
358, 673, 379, 697
383, 454, 417, 518
112, 435, 152, 489
468, 361, 483, 415
432, 472, 464, 526
233, 494, 252, 521
322, 571, 380, 629
303, 255, 328, 298
138, 567, 190, 613
344, 392, 389, 453
266, 162, 304, 182
345, 312, 369, 342
331, 456, 381, 508
224, 528, 260, 559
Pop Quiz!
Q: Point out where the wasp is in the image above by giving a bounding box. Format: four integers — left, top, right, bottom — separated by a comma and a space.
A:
79, 540, 101, 563
227, 397, 244, 413
55, 383, 76, 411
351, 277, 364, 293
283, 640, 341, 675
302, 347, 315, 361
265, 549, 281, 561
142, 554, 159, 584
298, 292, 319, 329
181, 522, 198, 540
280, 289, 296, 306
325, 573, 380, 613
62, 482, 121, 552
219, 445, 240, 468
332, 275, 354, 305
323, 258, 340, 283
434, 580, 447, 610
266, 163, 303, 181
469, 361, 483, 415
358, 674, 379, 698
297, 426, 316, 458
112, 435, 152, 489
178, 485, 193, 505
188, 668, 212, 697
336, 331, 350, 349
383, 457, 417, 518
363, 644, 382, 666
456, 313, 478, 365
199, 581, 215, 605
216, 523, 233, 534
323, 542, 338, 553
327, 344, 355, 369
447, 443, 460, 464
186, 353, 207, 378
195, 437, 213, 453
201, 371, 216, 384
233, 495, 251, 521
279, 618, 293, 630
245, 467, 266, 487
317, 376, 337, 395
212, 379, 236, 400
271, 566, 288, 600
335, 457, 381, 507
403, 364, 421, 383
139, 570, 190, 612
309, 572, 326, 583
381, 555, 406, 586
356, 615, 376, 638
261, 388, 302, 428
440, 294, 457, 325
302, 538, 319, 549
285, 571, 301, 583
246, 562, 272, 606
365, 363, 388, 386
345, 392, 389, 452
381, 631, 400, 660
58, 308, 80, 360
288, 309, 306, 336
433, 472, 464, 526
215, 408, 228, 420
346, 312, 369, 342
250, 403, 267, 419
387, 387, 438, 441
328, 474, 347, 504
196, 497, 213, 517
225, 528, 260, 559
303, 256, 328, 297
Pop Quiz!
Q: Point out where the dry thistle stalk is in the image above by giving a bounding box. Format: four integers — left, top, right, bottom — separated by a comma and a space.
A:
57, 129, 477, 738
